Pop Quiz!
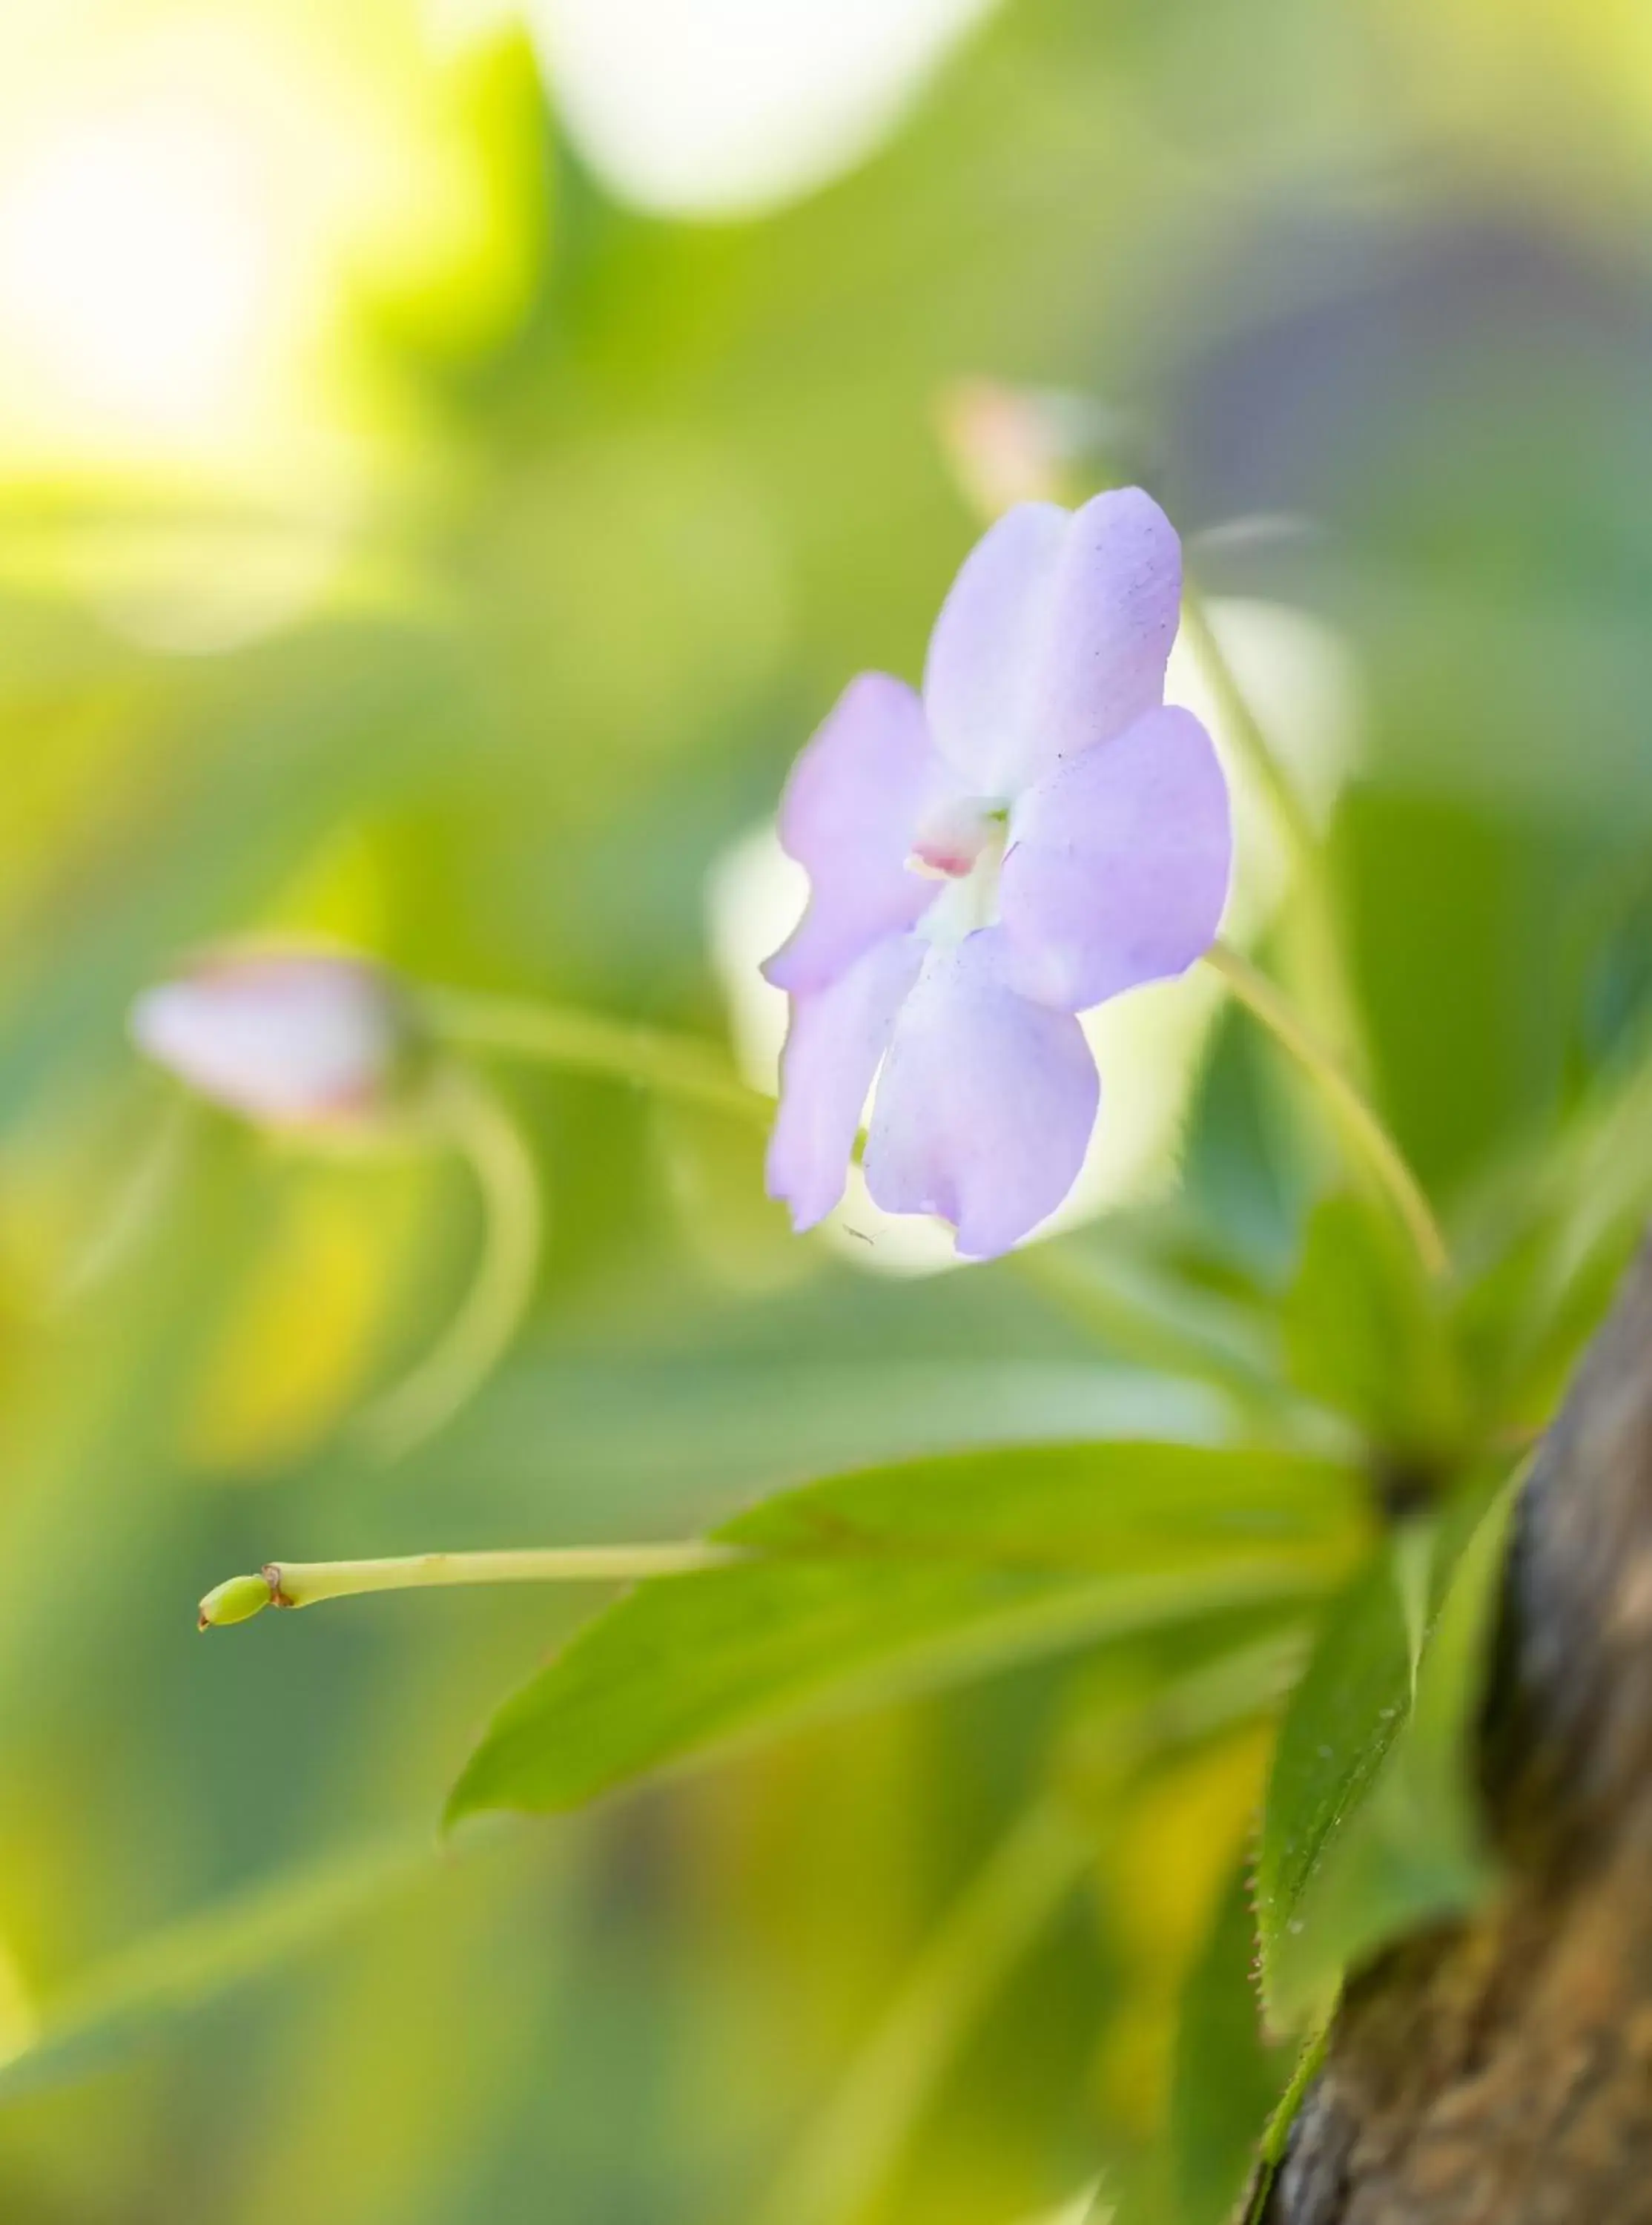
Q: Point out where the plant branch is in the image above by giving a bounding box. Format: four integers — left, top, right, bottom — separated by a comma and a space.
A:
197, 1542, 744, 1629
422, 986, 769, 1125
357, 1067, 545, 1456
1204, 939, 1449, 1282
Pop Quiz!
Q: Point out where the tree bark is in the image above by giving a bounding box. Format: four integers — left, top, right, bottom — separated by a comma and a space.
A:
1263, 1235, 1652, 2222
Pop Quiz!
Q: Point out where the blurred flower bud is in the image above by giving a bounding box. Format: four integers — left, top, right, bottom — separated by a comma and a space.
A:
936, 379, 1134, 518
130, 949, 414, 1130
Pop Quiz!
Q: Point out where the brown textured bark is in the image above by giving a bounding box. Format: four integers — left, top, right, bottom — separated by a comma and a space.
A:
1263, 1234, 1652, 2223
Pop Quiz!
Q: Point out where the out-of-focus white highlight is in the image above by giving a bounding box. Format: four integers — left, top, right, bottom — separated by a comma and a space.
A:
524, 0, 1000, 217
0, 14, 523, 652
707, 598, 1361, 1276
0, 104, 276, 447
0, 30, 343, 650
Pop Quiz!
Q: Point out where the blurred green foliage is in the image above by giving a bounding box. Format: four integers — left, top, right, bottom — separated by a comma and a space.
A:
1, 2, 1652, 2221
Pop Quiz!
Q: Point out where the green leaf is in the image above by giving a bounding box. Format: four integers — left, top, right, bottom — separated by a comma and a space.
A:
1252, 1549, 1412, 2031
753, 1802, 1091, 2225
1255, 1475, 1516, 2033
1453, 1038, 1652, 1434
0, 1829, 452, 2104
1283, 1192, 1464, 1454
1102, 1681, 1306, 2225
1167, 1863, 1300, 2225
449, 1443, 1370, 1822
389, 1351, 1243, 1533
1008, 1233, 1292, 1424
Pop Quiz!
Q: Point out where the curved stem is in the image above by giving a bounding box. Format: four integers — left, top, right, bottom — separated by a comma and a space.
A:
199, 1540, 742, 1627
50, 1097, 193, 1313
422, 986, 769, 1127
1180, 585, 1367, 1072
357, 1069, 544, 1457
1180, 587, 1321, 867
1204, 940, 1450, 1281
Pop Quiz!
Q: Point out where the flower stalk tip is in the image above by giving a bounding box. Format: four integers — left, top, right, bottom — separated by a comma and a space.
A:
196, 1571, 279, 1630
195, 1542, 743, 1631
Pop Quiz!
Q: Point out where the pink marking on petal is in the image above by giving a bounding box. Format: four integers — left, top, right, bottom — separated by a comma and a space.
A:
908, 794, 1002, 880
908, 844, 975, 880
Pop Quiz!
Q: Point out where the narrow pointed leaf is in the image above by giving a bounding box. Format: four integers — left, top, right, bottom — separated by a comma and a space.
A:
0, 1829, 447, 2104
449, 1443, 1369, 1822
1255, 1475, 1516, 2032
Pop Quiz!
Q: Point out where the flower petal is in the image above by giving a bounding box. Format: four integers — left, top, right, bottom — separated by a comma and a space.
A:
922, 489, 1183, 795
863, 930, 1100, 1258
762, 672, 943, 996
998, 705, 1232, 1012
766, 933, 925, 1232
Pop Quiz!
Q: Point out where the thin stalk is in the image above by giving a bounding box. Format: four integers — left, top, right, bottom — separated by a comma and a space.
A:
51, 1098, 194, 1314
1180, 584, 1367, 1071
755, 1802, 1090, 2225
422, 986, 769, 1127
198, 1541, 743, 1629
1204, 939, 1449, 1281
357, 1068, 544, 1457
1180, 587, 1321, 866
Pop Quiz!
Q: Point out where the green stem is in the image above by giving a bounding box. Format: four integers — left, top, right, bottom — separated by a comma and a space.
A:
1180, 585, 1367, 1072
1180, 587, 1321, 868
754, 1802, 1090, 2225
198, 1540, 743, 1628
357, 1068, 544, 1457
422, 986, 769, 1126
1204, 939, 1449, 1281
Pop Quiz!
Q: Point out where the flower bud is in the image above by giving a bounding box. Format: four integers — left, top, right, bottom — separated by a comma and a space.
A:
196, 1571, 275, 1629
935, 378, 1103, 518
130, 949, 414, 1130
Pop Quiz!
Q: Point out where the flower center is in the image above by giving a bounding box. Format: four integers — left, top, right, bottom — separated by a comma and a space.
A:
908, 797, 1008, 944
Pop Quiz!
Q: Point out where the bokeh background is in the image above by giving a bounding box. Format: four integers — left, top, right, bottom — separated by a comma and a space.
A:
1, 1, 1651, 2220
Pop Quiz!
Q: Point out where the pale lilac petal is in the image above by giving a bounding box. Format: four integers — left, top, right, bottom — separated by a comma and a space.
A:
863, 930, 1099, 1258
921, 504, 1067, 795
766, 933, 925, 1232
998, 705, 1232, 1012
763, 673, 945, 996
922, 489, 1183, 795
130, 953, 399, 1126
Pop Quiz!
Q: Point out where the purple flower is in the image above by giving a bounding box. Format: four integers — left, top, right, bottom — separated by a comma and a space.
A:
762, 489, 1232, 1258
